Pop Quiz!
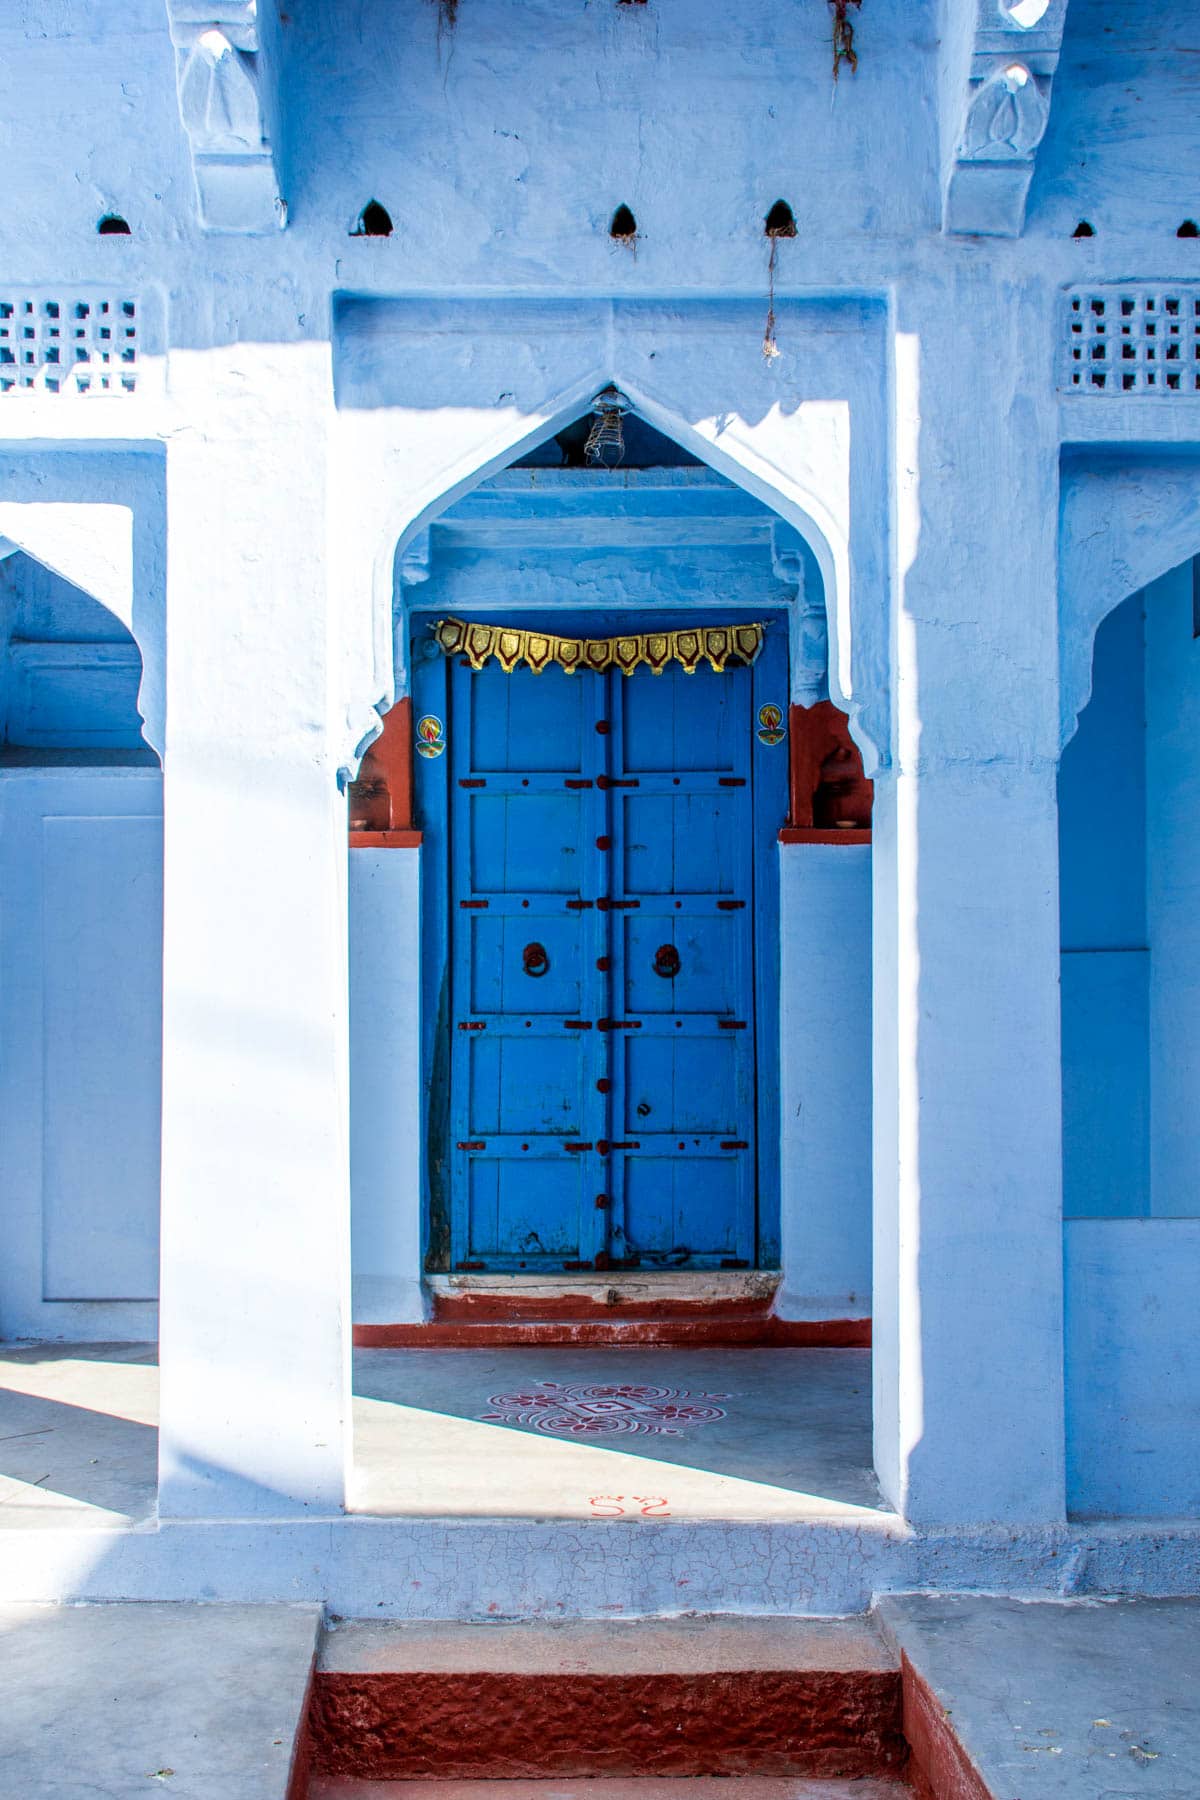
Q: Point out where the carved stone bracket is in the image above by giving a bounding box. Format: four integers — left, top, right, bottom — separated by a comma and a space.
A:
164, 2, 285, 233
943, 0, 1069, 237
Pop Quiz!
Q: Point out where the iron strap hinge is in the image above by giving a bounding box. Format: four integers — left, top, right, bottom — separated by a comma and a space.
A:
597, 898, 640, 911
718, 1020, 748, 1030
458, 1020, 487, 1031
457, 1140, 486, 1150
599, 1139, 640, 1153
598, 1018, 642, 1031
564, 1141, 594, 1153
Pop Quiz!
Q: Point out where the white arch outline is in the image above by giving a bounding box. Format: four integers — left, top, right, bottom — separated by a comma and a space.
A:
346, 377, 870, 778
1060, 453, 1200, 749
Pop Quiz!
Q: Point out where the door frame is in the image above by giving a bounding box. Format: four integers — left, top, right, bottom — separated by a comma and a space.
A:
411, 600, 788, 1274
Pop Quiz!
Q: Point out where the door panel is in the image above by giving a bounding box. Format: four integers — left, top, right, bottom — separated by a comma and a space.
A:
468, 913, 584, 1015
449, 656, 607, 1268
624, 1036, 741, 1135
467, 1034, 585, 1136
622, 665, 740, 772
606, 658, 757, 1268
441, 621, 782, 1271
623, 1157, 741, 1261
623, 910, 739, 1014
470, 792, 585, 894
469, 662, 587, 772
466, 1156, 590, 1260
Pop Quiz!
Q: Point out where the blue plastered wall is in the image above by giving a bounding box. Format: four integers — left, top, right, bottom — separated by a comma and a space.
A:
1062, 562, 1200, 1515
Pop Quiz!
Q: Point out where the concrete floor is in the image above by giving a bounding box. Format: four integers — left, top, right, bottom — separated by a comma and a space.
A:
0, 1600, 319, 1799
352, 1347, 885, 1520
881, 1592, 1200, 1797
0, 1342, 884, 1526
0, 1341, 157, 1528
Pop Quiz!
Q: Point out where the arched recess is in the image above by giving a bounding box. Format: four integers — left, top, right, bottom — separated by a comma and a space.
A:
328, 299, 889, 788
0, 452, 167, 762
1059, 450, 1200, 749
1058, 538, 1200, 1521
366, 389, 859, 767
0, 543, 163, 1343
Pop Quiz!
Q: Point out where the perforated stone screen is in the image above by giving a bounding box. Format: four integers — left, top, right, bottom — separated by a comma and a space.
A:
1064, 287, 1200, 395
0, 295, 138, 394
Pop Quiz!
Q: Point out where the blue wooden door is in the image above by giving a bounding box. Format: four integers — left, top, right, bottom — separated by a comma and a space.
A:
434, 619, 785, 1271
447, 655, 608, 1268
605, 660, 757, 1267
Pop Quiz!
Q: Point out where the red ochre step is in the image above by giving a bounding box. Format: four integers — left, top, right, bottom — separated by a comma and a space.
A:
354, 1276, 870, 1349
353, 1316, 871, 1348
310, 1783, 910, 1799
307, 1618, 906, 1784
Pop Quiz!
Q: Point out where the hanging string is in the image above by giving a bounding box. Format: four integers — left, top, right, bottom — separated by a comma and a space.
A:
763, 233, 781, 361
831, 0, 861, 80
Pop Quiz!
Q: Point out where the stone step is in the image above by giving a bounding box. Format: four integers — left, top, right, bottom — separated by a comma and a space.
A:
309, 1782, 910, 1799
353, 1315, 870, 1348
308, 1617, 904, 1784
353, 1272, 870, 1348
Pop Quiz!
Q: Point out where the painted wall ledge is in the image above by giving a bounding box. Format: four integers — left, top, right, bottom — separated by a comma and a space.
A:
779, 827, 871, 845
349, 830, 422, 849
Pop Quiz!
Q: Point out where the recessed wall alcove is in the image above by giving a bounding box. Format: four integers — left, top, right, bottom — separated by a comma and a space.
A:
1059, 552, 1200, 1517
0, 549, 162, 1340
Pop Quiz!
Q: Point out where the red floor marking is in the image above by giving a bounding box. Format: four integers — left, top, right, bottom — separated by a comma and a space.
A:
589, 1494, 672, 1515
480, 1379, 729, 1435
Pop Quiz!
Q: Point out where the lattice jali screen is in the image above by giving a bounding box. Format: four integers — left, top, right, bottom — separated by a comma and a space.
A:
0, 295, 139, 395
1064, 288, 1200, 395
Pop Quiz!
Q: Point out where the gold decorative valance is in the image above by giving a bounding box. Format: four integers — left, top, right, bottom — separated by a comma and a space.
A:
432, 617, 767, 677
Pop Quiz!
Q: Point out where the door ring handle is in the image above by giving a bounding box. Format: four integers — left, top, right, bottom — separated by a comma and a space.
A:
523, 941, 550, 978
653, 944, 681, 979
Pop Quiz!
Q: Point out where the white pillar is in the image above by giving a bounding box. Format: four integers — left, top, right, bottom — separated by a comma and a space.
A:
157, 347, 352, 1518
872, 289, 1066, 1523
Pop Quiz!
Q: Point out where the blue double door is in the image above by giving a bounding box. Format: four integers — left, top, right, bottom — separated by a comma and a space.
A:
420, 617, 785, 1272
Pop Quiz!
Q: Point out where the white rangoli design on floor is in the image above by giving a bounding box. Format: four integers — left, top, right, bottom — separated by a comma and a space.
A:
480, 1380, 729, 1436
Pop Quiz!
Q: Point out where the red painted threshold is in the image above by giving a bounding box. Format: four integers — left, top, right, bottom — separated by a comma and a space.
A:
309, 1670, 902, 1782
353, 1315, 871, 1349
900, 1652, 992, 1800
435, 1290, 780, 1323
